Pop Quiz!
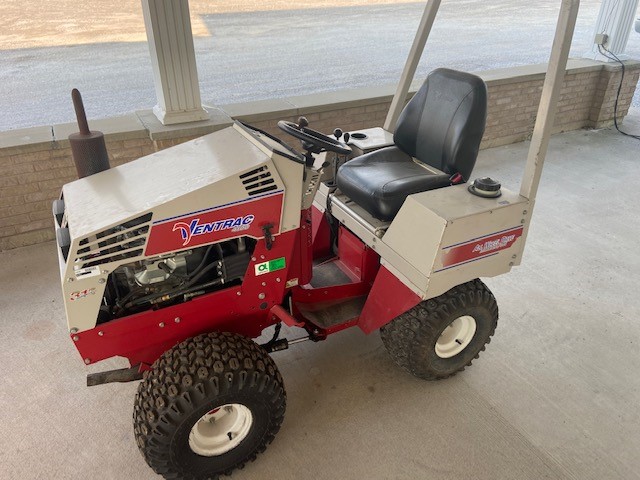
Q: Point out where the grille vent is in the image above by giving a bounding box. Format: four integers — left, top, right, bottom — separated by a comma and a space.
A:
75, 213, 152, 268
240, 166, 277, 196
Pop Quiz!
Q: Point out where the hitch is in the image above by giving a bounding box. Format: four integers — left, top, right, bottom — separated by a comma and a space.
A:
262, 336, 310, 353
87, 365, 144, 387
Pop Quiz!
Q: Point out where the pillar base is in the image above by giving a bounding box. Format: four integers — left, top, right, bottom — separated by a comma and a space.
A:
153, 105, 209, 125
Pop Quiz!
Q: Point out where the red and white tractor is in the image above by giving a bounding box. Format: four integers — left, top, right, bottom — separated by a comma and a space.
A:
52, 0, 580, 478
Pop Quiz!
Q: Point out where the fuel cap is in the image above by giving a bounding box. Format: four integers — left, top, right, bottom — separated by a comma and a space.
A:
468, 177, 502, 198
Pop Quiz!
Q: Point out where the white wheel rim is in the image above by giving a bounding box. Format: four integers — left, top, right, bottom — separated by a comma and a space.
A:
435, 315, 477, 359
188, 404, 253, 457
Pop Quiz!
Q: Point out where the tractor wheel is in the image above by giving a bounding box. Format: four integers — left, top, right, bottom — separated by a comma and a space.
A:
133, 331, 286, 480
380, 279, 498, 380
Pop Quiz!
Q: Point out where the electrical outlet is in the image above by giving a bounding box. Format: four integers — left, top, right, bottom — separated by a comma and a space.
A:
594, 33, 608, 45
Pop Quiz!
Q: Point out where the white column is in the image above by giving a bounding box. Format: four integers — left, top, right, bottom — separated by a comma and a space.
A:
142, 0, 209, 125
584, 0, 640, 62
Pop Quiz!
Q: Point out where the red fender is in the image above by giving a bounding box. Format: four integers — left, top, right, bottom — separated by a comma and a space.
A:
357, 266, 422, 334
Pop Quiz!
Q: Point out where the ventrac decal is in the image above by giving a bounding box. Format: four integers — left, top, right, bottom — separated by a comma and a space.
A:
145, 191, 284, 256
437, 226, 523, 272
173, 215, 255, 246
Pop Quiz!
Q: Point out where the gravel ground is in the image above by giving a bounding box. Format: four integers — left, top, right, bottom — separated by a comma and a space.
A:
1, 0, 639, 131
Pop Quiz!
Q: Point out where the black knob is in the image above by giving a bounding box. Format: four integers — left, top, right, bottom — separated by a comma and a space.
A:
343, 132, 350, 143
333, 128, 343, 140
474, 177, 501, 192
468, 177, 502, 198
297, 116, 309, 129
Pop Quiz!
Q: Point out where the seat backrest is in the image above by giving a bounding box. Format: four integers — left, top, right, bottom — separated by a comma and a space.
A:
393, 68, 487, 180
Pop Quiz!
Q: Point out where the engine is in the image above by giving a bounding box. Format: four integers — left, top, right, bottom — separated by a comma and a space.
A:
98, 237, 253, 323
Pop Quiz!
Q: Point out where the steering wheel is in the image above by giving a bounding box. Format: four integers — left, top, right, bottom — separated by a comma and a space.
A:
277, 118, 352, 156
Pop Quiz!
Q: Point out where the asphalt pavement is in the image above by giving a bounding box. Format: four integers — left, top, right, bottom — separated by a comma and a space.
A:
1, 0, 639, 131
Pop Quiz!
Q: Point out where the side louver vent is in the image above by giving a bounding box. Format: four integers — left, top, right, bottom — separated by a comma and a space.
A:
240, 166, 277, 196
75, 213, 152, 268
301, 170, 321, 209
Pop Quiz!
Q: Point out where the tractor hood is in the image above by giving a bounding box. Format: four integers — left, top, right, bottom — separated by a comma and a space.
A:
62, 124, 285, 241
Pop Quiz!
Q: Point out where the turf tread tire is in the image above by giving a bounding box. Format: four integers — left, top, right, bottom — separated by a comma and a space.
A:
133, 331, 286, 480
380, 279, 498, 380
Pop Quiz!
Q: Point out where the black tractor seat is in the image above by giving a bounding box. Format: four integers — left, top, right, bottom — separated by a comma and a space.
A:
336, 68, 488, 221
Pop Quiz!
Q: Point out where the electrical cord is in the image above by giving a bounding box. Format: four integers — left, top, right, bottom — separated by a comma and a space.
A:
597, 43, 640, 141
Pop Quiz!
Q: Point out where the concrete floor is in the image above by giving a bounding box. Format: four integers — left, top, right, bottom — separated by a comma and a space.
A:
1, 110, 640, 479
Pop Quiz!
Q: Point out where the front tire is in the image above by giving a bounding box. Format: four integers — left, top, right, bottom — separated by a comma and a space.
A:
380, 279, 498, 380
133, 331, 286, 480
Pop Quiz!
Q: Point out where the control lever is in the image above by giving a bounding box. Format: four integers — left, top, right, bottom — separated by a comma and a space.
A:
329, 129, 349, 187
297, 116, 309, 129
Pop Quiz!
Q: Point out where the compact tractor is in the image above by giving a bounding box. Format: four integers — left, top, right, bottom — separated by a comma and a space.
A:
53, 0, 580, 478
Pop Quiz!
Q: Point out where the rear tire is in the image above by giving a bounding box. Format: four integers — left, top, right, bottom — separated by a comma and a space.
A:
380, 279, 498, 380
133, 331, 286, 480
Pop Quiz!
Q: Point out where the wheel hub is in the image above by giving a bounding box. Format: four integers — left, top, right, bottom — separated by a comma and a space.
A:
435, 315, 477, 358
188, 403, 253, 457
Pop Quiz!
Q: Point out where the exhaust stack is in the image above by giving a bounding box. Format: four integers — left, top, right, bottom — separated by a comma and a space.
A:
68, 89, 110, 178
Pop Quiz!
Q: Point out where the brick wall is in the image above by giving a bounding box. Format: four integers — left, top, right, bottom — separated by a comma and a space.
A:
0, 59, 638, 251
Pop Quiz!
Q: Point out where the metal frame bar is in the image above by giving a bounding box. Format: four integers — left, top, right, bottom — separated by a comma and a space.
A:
383, 0, 442, 131
520, 0, 580, 200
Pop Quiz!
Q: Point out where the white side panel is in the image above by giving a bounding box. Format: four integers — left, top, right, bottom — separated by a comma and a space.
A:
379, 185, 529, 298
381, 196, 447, 275
63, 276, 107, 334
426, 201, 528, 299
148, 164, 283, 228
271, 154, 304, 232
63, 126, 271, 240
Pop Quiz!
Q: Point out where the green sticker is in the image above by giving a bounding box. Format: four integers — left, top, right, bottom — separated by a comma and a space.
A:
255, 257, 286, 276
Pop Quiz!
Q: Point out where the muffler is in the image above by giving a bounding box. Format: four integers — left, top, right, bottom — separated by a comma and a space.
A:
68, 88, 110, 178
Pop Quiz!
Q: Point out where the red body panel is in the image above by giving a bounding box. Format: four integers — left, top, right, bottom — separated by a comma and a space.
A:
74, 230, 298, 367
337, 227, 379, 282
145, 192, 284, 256
358, 266, 422, 334
311, 205, 332, 258
75, 196, 423, 368
298, 208, 313, 286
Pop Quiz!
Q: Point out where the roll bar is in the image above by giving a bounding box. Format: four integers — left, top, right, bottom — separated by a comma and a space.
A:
384, 0, 581, 204
383, 0, 442, 132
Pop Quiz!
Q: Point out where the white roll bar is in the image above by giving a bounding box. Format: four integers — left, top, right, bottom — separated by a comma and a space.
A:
519, 0, 580, 201
383, 0, 442, 132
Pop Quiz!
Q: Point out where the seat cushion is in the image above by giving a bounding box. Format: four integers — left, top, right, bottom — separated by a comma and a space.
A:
336, 146, 451, 221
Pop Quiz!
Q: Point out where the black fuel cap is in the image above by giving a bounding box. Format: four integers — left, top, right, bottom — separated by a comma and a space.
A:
468, 177, 502, 198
